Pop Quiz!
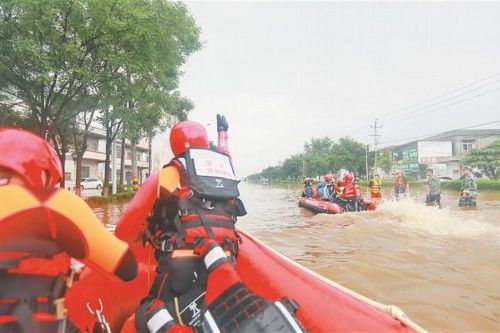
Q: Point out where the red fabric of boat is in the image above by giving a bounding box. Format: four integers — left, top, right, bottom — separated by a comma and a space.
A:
236, 230, 415, 333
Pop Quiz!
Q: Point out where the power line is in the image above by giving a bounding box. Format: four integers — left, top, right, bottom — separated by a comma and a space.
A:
383, 88, 500, 126
379, 73, 499, 122
379, 120, 500, 145
350, 74, 500, 146
381, 80, 499, 124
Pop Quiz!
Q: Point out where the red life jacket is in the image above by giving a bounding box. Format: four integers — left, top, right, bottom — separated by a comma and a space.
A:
342, 183, 360, 199
150, 148, 246, 255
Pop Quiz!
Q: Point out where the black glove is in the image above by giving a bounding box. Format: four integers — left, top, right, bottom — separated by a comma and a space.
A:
217, 114, 228, 132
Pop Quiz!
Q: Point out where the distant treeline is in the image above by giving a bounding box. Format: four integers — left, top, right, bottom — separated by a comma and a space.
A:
247, 138, 500, 183
247, 137, 373, 182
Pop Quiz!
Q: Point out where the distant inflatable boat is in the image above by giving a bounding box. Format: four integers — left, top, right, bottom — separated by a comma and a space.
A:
298, 197, 379, 214
298, 197, 344, 214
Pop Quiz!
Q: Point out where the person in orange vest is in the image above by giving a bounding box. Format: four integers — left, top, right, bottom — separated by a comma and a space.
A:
369, 174, 382, 199
394, 170, 409, 199
0, 128, 137, 333
133, 115, 304, 333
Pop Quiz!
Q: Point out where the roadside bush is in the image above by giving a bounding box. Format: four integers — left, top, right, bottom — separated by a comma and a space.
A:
439, 180, 462, 191
477, 179, 500, 191
105, 183, 133, 193
357, 180, 424, 188
85, 191, 135, 204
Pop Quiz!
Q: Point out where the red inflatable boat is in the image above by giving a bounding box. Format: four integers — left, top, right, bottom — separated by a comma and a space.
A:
67, 231, 423, 332
299, 197, 379, 214
66, 174, 422, 333
298, 197, 344, 214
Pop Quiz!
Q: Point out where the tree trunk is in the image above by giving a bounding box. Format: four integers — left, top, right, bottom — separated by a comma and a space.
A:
51, 133, 67, 189
59, 144, 67, 188
75, 155, 83, 196
131, 139, 138, 180
103, 128, 112, 196
148, 131, 152, 175
120, 134, 126, 186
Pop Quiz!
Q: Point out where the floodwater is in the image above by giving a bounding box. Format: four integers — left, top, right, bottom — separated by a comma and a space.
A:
89, 183, 500, 332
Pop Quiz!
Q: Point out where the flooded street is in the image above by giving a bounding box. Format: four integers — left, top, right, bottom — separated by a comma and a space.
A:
90, 183, 500, 332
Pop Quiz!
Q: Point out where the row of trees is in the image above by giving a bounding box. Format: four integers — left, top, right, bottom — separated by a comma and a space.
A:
0, 0, 201, 195
248, 137, 500, 182
247, 137, 372, 182
462, 140, 500, 179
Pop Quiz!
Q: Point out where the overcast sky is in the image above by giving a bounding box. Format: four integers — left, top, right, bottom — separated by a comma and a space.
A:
178, 1, 500, 176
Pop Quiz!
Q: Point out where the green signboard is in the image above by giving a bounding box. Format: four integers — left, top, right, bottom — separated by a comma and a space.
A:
394, 143, 419, 175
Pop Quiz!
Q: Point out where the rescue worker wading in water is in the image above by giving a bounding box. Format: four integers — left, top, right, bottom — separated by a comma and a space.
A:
0, 128, 138, 333
135, 116, 305, 333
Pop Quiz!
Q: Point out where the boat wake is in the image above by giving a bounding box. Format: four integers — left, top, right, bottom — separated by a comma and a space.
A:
374, 198, 499, 239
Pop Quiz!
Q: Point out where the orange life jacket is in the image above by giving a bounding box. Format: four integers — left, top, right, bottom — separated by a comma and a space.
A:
0, 185, 136, 332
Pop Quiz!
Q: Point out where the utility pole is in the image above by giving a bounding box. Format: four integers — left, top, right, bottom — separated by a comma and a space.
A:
365, 145, 369, 181
369, 118, 382, 175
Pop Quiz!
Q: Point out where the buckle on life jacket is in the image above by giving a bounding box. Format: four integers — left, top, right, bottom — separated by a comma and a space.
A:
179, 209, 192, 217
160, 239, 175, 252
202, 200, 215, 210
53, 297, 66, 320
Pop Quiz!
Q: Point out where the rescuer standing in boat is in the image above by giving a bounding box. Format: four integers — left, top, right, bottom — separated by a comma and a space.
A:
425, 169, 441, 208
134, 116, 305, 333
459, 166, 478, 207
0, 128, 137, 333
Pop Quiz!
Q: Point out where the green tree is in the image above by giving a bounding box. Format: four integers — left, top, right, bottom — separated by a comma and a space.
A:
303, 137, 335, 177
250, 136, 371, 182
281, 154, 304, 180
462, 140, 500, 179
331, 137, 367, 177
261, 166, 283, 181
0, 0, 201, 190
377, 149, 393, 175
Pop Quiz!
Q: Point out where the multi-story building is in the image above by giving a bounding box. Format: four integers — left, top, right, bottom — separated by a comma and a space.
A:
389, 128, 500, 179
64, 126, 150, 187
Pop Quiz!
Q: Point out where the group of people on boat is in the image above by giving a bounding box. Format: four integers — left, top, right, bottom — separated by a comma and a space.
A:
0, 116, 306, 332
303, 166, 479, 211
302, 173, 368, 212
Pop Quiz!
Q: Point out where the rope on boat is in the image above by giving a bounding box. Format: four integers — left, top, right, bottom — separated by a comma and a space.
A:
242, 230, 428, 333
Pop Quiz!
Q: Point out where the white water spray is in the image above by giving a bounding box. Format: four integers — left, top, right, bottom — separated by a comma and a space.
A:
375, 197, 498, 239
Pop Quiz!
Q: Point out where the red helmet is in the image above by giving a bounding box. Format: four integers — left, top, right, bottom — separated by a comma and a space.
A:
343, 173, 353, 183
337, 179, 346, 187
169, 120, 209, 156
0, 128, 62, 187
324, 174, 333, 182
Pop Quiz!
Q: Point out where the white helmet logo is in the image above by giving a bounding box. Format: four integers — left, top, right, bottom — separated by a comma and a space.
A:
215, 179, 224, 188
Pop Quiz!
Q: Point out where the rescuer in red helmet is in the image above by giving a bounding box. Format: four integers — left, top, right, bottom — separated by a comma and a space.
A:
0, 128, 62, 187
133, 116, 304, 333
0, 128, 137, 332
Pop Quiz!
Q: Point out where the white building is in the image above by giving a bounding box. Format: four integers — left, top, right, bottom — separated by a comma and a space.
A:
390, 128, 500, 179
64, 126, 150, 187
